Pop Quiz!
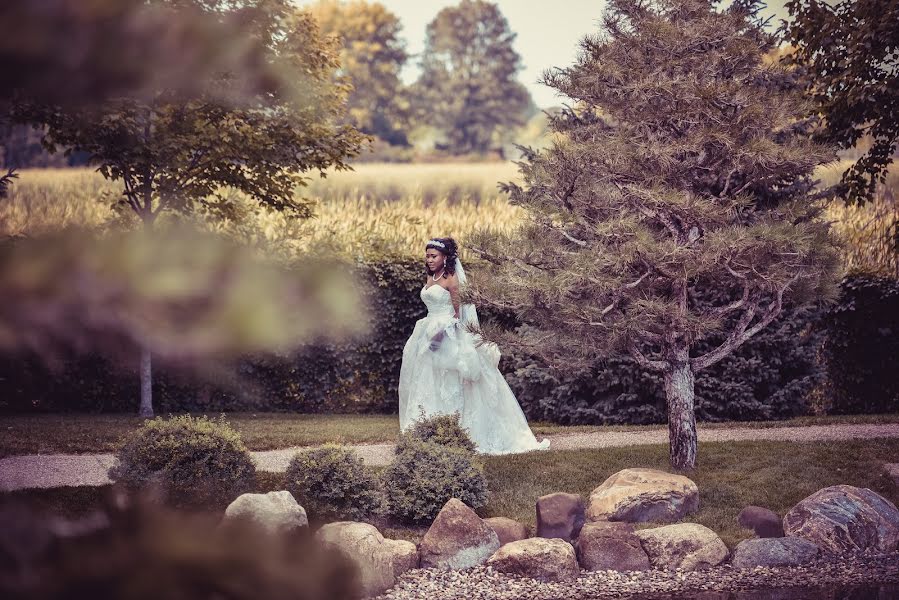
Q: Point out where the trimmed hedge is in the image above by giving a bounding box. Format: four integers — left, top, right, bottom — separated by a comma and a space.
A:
1, 263, 896, 422
822, 273, 899, 414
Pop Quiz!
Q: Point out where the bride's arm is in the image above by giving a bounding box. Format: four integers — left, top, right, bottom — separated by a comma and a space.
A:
447, 275, 461, 320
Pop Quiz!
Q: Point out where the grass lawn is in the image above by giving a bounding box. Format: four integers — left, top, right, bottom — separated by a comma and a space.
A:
2, 412, 899, 457
4, 438, 898, 550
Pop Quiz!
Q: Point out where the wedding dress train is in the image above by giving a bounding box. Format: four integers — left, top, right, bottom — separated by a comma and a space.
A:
398, 282, 550, 455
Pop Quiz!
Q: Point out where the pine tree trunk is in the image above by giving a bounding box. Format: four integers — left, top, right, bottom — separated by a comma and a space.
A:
664, 351, 697, 470
138, 347, 153, 417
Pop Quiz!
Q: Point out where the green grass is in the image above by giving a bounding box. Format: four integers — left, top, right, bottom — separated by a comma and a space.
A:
4, 438, 897, 550
2, 412, 899, 457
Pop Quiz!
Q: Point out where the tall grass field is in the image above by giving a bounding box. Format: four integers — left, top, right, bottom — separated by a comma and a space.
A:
1, 161, 896, 275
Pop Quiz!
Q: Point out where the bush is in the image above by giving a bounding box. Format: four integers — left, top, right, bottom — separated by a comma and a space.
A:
383, 436, 488, 523
823, 273, 899, 414
404, 412, 477, 453
503, 298, 828, 425
108, 415, 255, 507
284, 444, 382, 521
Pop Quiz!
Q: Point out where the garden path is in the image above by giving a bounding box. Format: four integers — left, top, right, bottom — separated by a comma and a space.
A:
3, 422, 899, 492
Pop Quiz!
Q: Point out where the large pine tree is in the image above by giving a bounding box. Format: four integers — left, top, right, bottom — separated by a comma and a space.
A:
471, 0, 841, 469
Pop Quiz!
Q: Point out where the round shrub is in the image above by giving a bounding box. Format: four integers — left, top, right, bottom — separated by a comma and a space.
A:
383, 437, 488, 523
108, 415, 255, 507
404, 412, 477, 453
284, 444, 382, 521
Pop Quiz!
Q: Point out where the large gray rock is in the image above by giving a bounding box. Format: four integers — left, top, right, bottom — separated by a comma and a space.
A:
315, 521, 419, 598
222, 491, 308, 535
587, 468, 699, 523
731, 537, 820, 568
635, 523, 729, 571
738, 506, 784, 538
783, 485, 899, 553
419, 498, 500, 570
575, 521, 650, 572
484, 517, 528, 546
487, 538, 580, 582
536, 492, 585, 541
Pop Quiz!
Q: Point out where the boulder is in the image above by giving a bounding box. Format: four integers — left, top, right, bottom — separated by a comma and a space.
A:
315, 521, 419, 597
222, 491, 308, 535
419, 498, 500, 570
731, 537, 820, 568
635, 523, 729, 571
575, 521, 650, 572
484, 517, 528, 546
737, 506, 784, 538
783, 485, 899, 553
587, 468, 699, 523
487, 538, 580, 582
536, 492, 585, 541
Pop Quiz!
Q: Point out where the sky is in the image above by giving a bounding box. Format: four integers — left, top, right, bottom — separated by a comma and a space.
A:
296, 1, 792, 109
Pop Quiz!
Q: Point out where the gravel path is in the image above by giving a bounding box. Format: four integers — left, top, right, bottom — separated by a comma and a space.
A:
3, 423, 899, 492
375, 550, 899, 600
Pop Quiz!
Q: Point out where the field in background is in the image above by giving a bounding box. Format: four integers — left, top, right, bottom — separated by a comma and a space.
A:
2, 160, 896, 273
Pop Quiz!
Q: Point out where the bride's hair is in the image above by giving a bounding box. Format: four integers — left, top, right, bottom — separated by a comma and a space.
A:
425, 237, 458, 277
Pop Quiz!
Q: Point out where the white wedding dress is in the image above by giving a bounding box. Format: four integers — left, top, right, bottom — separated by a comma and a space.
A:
398, 282, 550, 455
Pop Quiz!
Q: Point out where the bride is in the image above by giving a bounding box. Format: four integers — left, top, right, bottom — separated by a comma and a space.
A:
398, 237, 550, 455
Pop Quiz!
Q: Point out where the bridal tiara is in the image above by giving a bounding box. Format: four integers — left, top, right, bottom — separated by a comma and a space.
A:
426, 239, 446, 249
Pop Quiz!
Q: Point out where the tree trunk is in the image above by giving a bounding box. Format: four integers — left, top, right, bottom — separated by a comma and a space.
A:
664, 350, 697, 470
138, 347, 153, 418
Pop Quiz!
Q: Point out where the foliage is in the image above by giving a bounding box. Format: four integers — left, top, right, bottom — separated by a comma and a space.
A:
504, 296, 827, 425
822, 273, 899, 414
0, 494, 360, 600
309, 0, 410, 145
413, 0, 533, 155
383, 435, 488, 523
108, 415, 256, 507
284, 444, 382, 521
784, 0, 899, 205
470, 0, 842, 468
403, 412, 477, 453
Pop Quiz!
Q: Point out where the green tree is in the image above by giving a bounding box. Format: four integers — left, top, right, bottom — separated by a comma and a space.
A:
784, 0, 899, 205
471, 0, 841, 470
11, 0, 365, 417
310, 0, 410, 145
414, 0, 532, 155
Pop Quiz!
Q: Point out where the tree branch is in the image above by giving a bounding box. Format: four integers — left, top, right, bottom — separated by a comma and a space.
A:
627, 338, 670, 372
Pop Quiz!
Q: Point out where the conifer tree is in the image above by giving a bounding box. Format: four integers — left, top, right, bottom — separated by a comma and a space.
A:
471, 0, 841, 469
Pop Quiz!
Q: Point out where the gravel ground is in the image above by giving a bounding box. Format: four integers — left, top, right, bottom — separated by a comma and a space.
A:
3, 423, 899, 492
375, 549, 899, 600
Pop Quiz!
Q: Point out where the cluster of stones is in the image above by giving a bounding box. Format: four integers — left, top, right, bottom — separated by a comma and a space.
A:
220, 465, 899, 598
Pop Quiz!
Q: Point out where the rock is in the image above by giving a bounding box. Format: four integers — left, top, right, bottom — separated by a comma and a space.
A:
221, 491, 308, 535
484, 517, 528, 545
884, 463, 899, 486
315, 521, 418, 597
536, 492, 585, 541
737, 506, 784, 538
419, 498, 500, 570
587, 468, 699, 523
575, 521, 650, 572
635, 523, 729, 571
385, 538, 419, 579
731, 537, 820, 568
783, 484, 899, 553
487, 538, 580, 582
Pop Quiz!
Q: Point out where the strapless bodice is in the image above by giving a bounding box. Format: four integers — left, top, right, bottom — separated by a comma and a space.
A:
421, 284, 455, 318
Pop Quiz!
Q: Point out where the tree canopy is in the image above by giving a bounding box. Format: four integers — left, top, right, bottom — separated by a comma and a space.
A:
414, 0, 533, 155
784, 0, 899, 205
310, 0, 410, 145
